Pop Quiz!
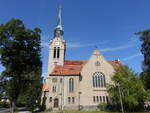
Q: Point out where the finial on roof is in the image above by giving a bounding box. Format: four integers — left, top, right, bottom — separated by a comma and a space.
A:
94, 45, 98, 49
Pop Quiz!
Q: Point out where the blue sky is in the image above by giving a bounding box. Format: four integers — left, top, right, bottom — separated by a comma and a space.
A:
0, 0, 150, 77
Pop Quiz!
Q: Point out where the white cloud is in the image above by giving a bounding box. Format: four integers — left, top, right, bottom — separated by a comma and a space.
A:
101, 38, 138, 52
67, 42, 90, 48
42, 72, 47, 76
41, 41, 107, 48
41, 35, 50, 48
101, 44, 134, 52
67, 42, 106, 48
123, 53, 142, 61
41, 42, 49, 48
41, 37, 138, 52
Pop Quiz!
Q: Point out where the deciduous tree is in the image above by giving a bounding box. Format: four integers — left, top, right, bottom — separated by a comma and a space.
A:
136, 30, 150, 90
108, 66, 150, 112
0, 19, 42, 113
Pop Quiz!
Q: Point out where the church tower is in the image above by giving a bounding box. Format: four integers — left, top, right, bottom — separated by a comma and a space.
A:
48, 7, 66, 74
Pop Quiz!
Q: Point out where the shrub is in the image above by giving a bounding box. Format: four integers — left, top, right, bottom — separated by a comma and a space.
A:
0, 101, 10, 108
97, 103, 107, 111
43, 108, 52, 112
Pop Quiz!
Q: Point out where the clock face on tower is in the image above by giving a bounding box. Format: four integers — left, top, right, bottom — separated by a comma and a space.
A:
55, 41, 60, 46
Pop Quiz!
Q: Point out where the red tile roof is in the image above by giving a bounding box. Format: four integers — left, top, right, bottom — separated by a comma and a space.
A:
50, 60, 87, 76
108, 60, 121, 70
42, 82, 49, 92
50, 60, 121, 76
64, 60, 87, 65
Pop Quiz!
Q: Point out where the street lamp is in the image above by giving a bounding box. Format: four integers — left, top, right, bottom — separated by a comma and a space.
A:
78, 91, 82, 110
117, 83, 124, 113
59, 93, 62, 110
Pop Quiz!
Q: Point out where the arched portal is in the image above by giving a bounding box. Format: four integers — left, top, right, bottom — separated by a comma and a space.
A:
54, 98, 59, 108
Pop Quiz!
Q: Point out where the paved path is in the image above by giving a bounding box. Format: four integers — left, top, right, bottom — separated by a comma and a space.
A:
18, 111, 31, 113
0, 108, 32, 113
0, 108, 10, 113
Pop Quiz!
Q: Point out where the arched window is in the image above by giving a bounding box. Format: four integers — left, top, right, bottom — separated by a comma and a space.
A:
103, 96, 105, 102
57, 47, 60, 58
69, 78, 74, 92
95, 75, 98, 87
93, 96, 96, 103
52, 86, 56, 92
53, 47, 56, 58
93, 76, 95, 87
96, 96, 99, 102
101, 75, 103, 87
106, 96, 109, 103
98, 75, 101, 87
99, 96, 102, 102
68, 97, 71, 104
92, 72, 106, 87
49, 97, 52, 102
72, 97, 75, 104
103, 75, 106, 87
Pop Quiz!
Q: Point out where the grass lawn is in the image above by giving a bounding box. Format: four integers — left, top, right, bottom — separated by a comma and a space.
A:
38, 110, 150, 113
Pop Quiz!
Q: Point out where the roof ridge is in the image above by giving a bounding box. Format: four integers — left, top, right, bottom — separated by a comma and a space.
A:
65, 60, 87, 61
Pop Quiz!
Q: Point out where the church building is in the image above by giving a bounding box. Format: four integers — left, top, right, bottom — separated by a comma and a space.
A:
43, 7, 121, 110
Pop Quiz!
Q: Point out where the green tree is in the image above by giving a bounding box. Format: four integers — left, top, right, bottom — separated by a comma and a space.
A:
108, 65, 150, 112
17, 70, 43, 112
0, 19, 42, 113
136, 30, 150, 90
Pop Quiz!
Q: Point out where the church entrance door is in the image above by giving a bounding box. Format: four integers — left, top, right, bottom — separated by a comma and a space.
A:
54, 98, 59, 108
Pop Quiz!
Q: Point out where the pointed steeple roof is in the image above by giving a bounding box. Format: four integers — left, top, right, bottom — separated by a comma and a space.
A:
53, 5, 64, 38
56, 5, 62, 30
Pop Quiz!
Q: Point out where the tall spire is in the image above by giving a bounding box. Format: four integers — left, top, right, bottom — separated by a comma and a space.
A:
54, 5, 64, 38
56, 5, 62, 30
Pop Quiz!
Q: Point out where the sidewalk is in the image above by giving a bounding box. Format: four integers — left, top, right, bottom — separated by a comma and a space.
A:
18, 111, 31, 113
